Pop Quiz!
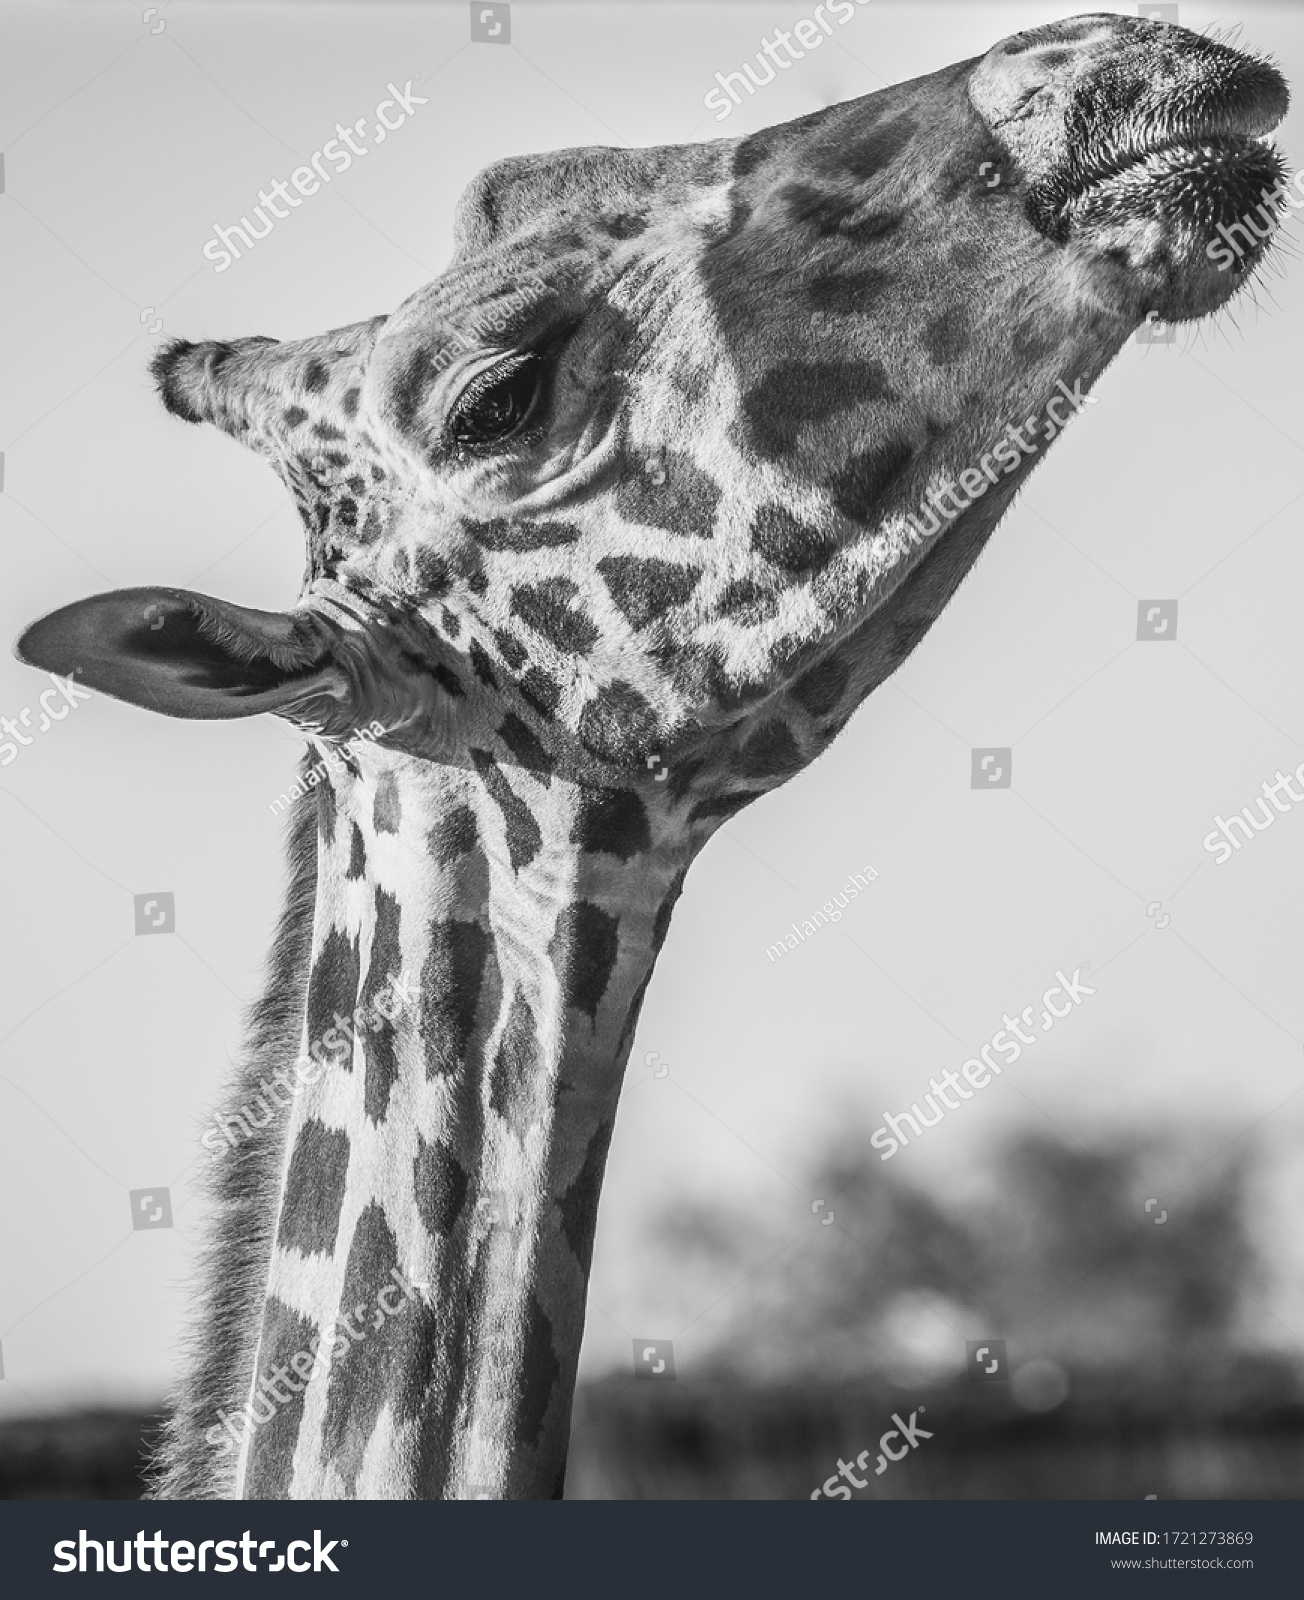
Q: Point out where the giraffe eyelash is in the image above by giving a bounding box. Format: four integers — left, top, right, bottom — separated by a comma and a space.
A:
445, 351, 548, 458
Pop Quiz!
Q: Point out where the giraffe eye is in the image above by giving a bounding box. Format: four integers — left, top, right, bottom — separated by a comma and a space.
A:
447, 353, 544, 453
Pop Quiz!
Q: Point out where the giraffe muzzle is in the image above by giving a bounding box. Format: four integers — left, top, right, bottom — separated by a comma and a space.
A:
973, 13, 1289, 319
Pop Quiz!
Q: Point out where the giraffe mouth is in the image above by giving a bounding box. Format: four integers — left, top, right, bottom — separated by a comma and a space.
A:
1068, 130, 1279, 197
1043, 120, 1289, 287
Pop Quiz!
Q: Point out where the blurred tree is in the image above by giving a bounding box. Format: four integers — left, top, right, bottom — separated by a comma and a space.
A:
650, 1128, 1260, 1388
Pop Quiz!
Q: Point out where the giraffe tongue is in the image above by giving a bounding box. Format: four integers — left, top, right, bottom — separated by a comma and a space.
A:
16, 586, 353, 725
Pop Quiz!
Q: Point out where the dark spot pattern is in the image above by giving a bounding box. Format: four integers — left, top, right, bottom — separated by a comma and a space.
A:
824, 114, 917, 182
807, 268, 890, 314
303, 359, 329, 393
316, 776, 337, 845
652, 867, 686, 955
618, 872, 685, 1054
306, 926, 360, 1070
492, 629, 528, 670
489, 991, 539, 1134
826, 438, 916, 521
922, 308, 971, 364
412, 549, 452, 598
688, 790, 763, 826
557, 1119, 614, 1278
520, 667, 561, 718
738, 719, 804, 780
321, 1203, 435, 1494
242, 1296, 318, 1498
718, 578, 779, 622
414, 1132, 469, 1239
742, 361, 899, 460
373, 770, 402, 834
472, 749, 543, 870
666, 755, 706, 803
276, 1120, 351, 1255
614, 450, 722, 537
839, 206, 907, 243
361, 887, 403, 1123
577, 680, 660, 766
341, 387, 360, 417
283, 406, 308, 428
465, 568, 488, 598
467, 518, 582, 551
549, 902, 620, 1021
601, 213, 647, 239
750, 504, 838, 573
420, 918, 494, 1076
514, 1293, 561, 1449
345, 822, 366, 880
430, 804, 478, 865
617, 969, 653, 1058
790, 651, 851, 717
935, 132, 1012, 204
572, 787, 651, 861
469, 638, 499, 689
597, 555, 702, 629
429, 661, 464, 699
780, 185, 905, 241
498, 713, 553, 782
511, 579, 600, 655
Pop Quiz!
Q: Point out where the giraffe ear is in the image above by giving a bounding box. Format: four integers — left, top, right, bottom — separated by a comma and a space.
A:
15, 587, 351, 722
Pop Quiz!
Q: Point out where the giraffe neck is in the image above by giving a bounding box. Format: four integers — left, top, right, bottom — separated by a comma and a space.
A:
228, 744, 688, 1498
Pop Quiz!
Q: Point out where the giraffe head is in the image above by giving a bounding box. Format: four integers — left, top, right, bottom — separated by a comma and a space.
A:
18, 14, 1287, 820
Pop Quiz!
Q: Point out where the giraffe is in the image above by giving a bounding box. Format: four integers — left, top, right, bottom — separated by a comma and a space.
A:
15, 13, 1287, 1498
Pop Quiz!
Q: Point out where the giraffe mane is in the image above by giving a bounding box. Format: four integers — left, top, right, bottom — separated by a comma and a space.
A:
144, 776, 319, 1498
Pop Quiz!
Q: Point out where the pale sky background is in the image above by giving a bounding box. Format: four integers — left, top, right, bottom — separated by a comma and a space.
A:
1, 0, 1302, 1414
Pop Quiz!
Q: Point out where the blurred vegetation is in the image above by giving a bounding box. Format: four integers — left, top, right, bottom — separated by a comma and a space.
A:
565, 1129, 1304, 1497
644, 1129, 1268, 1385
0, 1410, 156, 1499
3, 1130, 1301, 1498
